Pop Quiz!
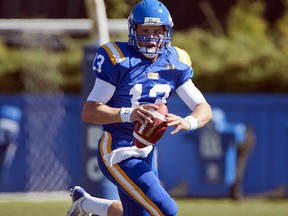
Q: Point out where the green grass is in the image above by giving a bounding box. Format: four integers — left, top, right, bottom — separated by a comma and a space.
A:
177, 198, 288, 216
0, 198, 288, 216
0, 201, 69, 215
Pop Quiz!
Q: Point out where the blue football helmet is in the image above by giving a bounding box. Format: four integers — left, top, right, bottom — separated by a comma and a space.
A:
128, 0, 173, 58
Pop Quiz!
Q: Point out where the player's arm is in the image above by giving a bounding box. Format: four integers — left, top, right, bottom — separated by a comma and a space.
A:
82, 78, 157, 125
166, 79, 212, 134
82, 78, 118, 124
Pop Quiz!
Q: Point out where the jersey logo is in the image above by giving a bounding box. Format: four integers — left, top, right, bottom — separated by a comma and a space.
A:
166, 64, 175, 70
102, 42, 125, 65
147, 72, 159, 80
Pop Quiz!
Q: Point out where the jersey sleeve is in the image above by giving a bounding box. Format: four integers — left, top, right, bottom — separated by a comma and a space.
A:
92, 42, 126, 86
174, 47, 192, 68
173, 47, 194, 88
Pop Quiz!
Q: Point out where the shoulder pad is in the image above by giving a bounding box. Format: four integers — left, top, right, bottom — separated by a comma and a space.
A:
174, 47, 192, 67
101, 42, 126, 65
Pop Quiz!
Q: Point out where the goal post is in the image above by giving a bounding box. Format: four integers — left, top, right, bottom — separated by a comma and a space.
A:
84, 0, 110, 45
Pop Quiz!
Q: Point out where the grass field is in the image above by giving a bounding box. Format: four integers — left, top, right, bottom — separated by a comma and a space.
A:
0, 192, 288, 216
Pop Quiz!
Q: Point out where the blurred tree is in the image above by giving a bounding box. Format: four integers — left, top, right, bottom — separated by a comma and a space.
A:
275, 0, 288, 54
104, 0, 139, 18
172, 0, 288, 92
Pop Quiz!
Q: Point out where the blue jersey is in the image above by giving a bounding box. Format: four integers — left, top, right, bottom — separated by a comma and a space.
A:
92, 42, 193, 141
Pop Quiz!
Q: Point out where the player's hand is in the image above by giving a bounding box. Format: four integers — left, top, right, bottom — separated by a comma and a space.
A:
130, 104, 159, 124
166, 113, 191, 135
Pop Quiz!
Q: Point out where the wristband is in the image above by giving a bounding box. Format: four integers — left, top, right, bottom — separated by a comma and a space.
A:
184, 116, 198, 130
119, 107, 134, 123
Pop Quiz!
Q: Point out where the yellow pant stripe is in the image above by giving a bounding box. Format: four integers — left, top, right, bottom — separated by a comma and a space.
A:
99, 132, 163, 216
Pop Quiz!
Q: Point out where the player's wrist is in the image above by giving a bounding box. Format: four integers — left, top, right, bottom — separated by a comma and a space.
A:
119, 107, 134, 123
184, 116, 198, 130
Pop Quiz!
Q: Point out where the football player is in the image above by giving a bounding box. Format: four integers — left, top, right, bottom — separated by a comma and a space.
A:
0, 105, 22, 179
68, 0, 212, 215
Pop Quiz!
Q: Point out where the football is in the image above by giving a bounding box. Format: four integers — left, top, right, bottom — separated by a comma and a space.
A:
133, 104, 168, 148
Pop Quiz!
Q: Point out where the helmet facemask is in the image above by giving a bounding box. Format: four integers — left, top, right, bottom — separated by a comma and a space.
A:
129, 24, 171, 58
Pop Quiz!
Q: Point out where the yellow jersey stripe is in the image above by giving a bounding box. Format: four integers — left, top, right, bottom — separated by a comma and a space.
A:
102, 42, 125, 65
99, 132, 164, 216
175, 47, 192, 67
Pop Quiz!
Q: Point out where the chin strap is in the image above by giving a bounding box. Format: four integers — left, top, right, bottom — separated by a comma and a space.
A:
142, 53, 159, 59
137, 47, 159, 59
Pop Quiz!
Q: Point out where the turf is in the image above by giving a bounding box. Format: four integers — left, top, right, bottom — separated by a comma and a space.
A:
0, 198, 288, 216
0, 201, 69, 216
176, 198, 288, 216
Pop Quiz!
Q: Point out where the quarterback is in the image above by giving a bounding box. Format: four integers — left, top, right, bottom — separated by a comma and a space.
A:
68, 0, 212, 215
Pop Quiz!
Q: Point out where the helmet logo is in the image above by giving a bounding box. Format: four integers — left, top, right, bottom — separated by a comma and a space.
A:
144, 17, 162, 25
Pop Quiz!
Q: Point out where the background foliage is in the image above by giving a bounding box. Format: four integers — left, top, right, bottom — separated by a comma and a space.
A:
0, 0, 287, 94
174, 0, 288, 92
